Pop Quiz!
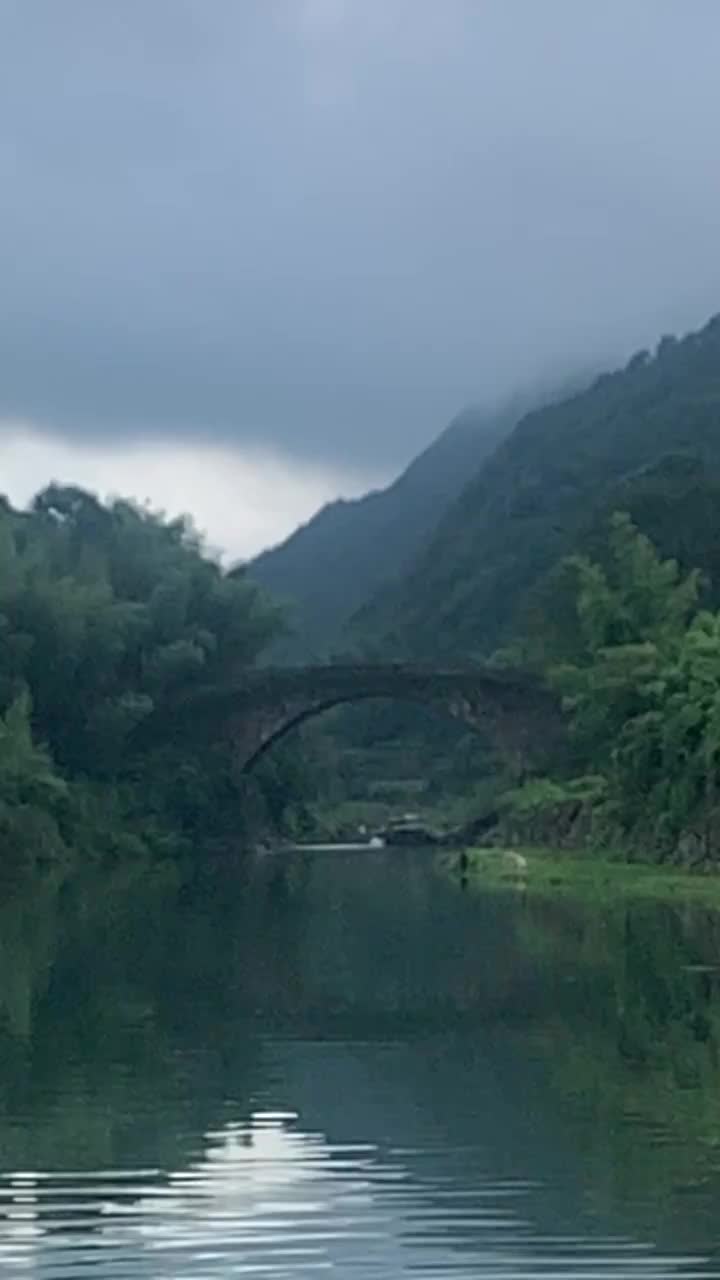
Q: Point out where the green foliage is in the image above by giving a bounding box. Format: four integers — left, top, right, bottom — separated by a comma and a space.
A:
517, 513, 720, 861
0, 693, 69, 873
500, 775, 606, 816
0, 485, 293, 874
495, 775, 607, 848
0, 692, 66, 806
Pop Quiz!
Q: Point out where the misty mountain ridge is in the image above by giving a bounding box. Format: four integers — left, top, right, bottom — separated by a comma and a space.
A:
250, 402, 519, 660
349, 311, 720, 659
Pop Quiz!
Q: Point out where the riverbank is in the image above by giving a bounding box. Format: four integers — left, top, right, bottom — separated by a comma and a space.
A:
443, 846, 720, 908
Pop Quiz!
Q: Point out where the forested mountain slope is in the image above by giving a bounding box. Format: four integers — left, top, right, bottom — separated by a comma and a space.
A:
249, 404, 517, 660
352, 314, 720, 659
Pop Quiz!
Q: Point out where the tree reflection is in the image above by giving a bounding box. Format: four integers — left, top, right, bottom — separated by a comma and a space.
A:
0, 854, 718, 1261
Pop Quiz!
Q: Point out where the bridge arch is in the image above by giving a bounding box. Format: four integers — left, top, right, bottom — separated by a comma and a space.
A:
142, 664, 558, 775
234, 690, 480, 774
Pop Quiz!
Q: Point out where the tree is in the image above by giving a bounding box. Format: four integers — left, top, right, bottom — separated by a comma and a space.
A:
0, 486, 300, 872
535, 515, 719, 858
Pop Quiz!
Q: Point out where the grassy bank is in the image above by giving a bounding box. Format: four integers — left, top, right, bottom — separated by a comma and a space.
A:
442, 846, 720, 908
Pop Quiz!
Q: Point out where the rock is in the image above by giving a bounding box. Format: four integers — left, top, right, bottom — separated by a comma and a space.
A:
504, 851, 528, 872
467, 848, 528, 876
675, 831, 707, 865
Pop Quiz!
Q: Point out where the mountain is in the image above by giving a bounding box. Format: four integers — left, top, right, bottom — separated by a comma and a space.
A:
249, 404, 519, 660
351, 313, 720, 659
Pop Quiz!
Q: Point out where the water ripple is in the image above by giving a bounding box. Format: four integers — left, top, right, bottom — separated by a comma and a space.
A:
0, 1111, 717, 1279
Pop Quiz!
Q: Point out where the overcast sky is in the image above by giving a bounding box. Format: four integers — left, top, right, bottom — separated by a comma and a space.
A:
3, 0, 720, 557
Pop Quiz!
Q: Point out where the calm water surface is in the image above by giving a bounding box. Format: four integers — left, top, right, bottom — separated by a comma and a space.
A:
0, 848, 719, 1277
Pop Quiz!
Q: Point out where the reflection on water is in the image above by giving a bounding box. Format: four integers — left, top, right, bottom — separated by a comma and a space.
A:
0, 850, 718, 1276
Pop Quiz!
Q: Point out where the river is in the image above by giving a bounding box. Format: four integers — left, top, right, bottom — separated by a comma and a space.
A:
0, 846, 719, 1277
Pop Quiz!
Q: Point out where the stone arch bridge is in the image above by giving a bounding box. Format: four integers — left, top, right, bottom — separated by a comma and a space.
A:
141, 663, 559, 774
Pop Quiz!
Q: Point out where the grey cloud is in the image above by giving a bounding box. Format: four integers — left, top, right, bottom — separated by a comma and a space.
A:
2, 0, 720, 467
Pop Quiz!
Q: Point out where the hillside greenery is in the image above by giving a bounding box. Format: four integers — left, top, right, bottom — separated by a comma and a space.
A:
351, 314, 720, 659
250, 404, 520, 661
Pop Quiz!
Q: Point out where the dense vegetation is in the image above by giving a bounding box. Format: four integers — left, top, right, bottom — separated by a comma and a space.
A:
0, 485, 312, 877
308, 510, 720, 865
487, 513, 720, 861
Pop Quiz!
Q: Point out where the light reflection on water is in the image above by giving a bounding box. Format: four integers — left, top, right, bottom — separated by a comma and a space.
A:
0, 849, 718, 1276
0, 1107, 716, 1278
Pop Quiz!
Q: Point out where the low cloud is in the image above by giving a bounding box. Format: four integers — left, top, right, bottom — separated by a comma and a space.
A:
0, 423, 383, 561
3, 2, 720, 471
